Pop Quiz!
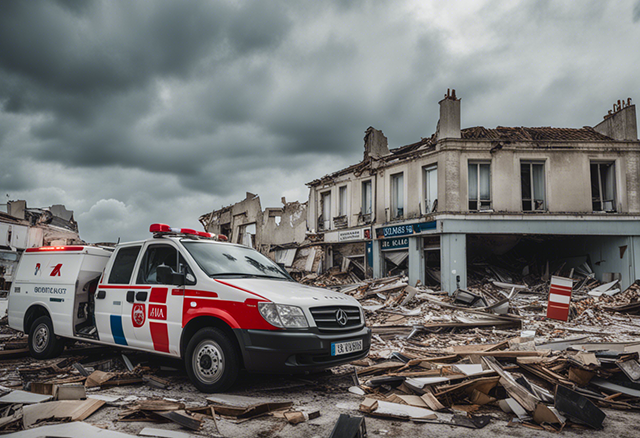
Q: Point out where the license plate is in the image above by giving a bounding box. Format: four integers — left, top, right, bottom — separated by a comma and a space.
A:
331, 339, 363, 356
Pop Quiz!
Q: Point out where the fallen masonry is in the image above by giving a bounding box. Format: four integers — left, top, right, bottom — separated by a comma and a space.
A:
0, 268, 640, 436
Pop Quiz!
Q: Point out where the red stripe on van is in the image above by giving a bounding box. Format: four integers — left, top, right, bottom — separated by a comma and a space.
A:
149, 287, 168, 303
98, 285, 152, 289
150, 322, 170, 353
184, 289, 218, 299
214, 280, 268, 301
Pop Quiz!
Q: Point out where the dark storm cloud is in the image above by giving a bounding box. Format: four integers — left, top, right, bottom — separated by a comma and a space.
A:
1, 0, 446, 178
226, 0, 292, 54
0, 1, 229, 96
2, 0, 640, 243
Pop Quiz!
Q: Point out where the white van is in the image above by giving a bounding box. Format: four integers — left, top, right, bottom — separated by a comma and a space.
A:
8, 224, 371, 392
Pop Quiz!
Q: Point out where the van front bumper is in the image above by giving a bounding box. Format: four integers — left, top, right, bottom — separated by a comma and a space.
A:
233, 326, 372, 373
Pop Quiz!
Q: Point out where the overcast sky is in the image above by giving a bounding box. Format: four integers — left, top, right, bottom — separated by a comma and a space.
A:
1, 0, 639, 243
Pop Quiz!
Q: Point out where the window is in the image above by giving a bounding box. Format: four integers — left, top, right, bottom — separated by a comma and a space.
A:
320, 191, 331, 230
391, 173, 404, 218
591, 162, 616, 212
338, 186, 347, 216
521, 161, 546, 211
468, 162, 491, 210
241, 223, 256, 248
136, 244, 195, 285
108, 246, 141, 284
137, 244, 177, 284
423, 165, 437, 214
362, 180, 372, 215
182, 241, 291, 280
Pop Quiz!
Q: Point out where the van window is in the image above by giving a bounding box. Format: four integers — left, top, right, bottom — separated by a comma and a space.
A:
137, 245, 177, 284
137, 244, 196, 285
108, 246, 141, 284
182, 241, 291, 281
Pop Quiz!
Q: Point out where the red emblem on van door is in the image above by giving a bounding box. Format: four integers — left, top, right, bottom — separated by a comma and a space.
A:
132, 303, 146, 328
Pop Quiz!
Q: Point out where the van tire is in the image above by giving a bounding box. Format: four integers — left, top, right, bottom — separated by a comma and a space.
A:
28, 316, 64, 359
185, 327, 239, 393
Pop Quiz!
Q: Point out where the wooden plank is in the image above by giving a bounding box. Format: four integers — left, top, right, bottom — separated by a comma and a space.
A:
458, 351, 547, 358
568, 367, 595, 386
518, 363, 561, 386
483, 356, 539, 412
357, 361, 405, 376
420, 387, 445, 411
156, 410, 203, 431
484, 339, 510, 352
422, 320, 521, 330
22, 398, 105, 427
434, 376, 500, 398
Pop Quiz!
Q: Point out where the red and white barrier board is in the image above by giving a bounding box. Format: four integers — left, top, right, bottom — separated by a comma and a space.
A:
547, 275, 573, 321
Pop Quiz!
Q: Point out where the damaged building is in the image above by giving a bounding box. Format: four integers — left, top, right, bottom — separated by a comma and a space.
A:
198, 193, 315, 273
0, 200, 83, 292
307, 91, 640, 293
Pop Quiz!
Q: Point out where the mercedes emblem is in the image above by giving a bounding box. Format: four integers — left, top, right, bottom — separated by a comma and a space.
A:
335, 309, 348, 326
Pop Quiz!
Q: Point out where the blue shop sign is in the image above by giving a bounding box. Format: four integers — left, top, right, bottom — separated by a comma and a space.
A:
381, 237, 409, 250
376, 221, 436, 239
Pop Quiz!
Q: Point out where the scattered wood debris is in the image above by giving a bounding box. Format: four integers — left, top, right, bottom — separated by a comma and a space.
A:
0, 261, 639, 435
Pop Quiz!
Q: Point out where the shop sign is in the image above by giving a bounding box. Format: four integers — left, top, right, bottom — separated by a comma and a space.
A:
325, 227, 372, 243
376, 221, 436, 239
338, 229, 362, 242
381, 237, 409, 250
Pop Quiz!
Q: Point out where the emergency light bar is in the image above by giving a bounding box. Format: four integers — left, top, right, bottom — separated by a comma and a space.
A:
149, 223, 228, 241
26, 246, 86, 253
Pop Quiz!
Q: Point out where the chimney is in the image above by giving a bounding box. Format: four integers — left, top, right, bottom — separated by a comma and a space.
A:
437, 88, 461, 140
363, 127, 389, 160
593, 98, 637, 141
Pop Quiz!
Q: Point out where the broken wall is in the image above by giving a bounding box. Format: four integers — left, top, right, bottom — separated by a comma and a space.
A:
570, 235, 635, 291
261, 201, 307, 251
332, 242, 368, 279
290, 245, 323, 274
200, 193, 263, 247
0, 250, 20, 291
200, 195, 311, 261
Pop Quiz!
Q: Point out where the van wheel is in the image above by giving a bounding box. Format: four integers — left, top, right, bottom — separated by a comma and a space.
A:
29, 316, 64, 359
185, 328, 239, 393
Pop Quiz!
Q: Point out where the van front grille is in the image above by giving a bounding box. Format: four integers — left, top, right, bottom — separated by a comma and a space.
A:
309, 306, 363, 332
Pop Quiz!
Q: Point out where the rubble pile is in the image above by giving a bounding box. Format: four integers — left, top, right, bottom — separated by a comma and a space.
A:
574, 281, 640, 318
300, 261, 640, 432
0, 266, 639, 435
347, 332, 640, 431
297, 266, 363, 287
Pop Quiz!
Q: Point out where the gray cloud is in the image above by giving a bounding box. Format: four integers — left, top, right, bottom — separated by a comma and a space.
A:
1, 0, 639, 243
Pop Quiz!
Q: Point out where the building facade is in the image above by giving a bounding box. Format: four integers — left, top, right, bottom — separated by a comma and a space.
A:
307, 91, 640, 292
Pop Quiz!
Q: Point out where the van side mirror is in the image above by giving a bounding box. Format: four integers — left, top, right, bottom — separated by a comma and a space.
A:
156, 265, 172, 284
157, 265, 185, 286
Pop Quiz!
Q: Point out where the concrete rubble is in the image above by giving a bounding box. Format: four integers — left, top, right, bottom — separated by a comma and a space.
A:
1, 262, 640, 436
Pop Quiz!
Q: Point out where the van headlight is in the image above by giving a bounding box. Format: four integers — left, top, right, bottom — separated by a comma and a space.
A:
258, 303, 309, 328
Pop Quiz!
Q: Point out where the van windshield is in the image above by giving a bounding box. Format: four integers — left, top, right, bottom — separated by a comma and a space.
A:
181, 241, 292, 281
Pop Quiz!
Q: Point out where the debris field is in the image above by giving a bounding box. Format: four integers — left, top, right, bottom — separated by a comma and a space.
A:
1, 264, 640, 437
